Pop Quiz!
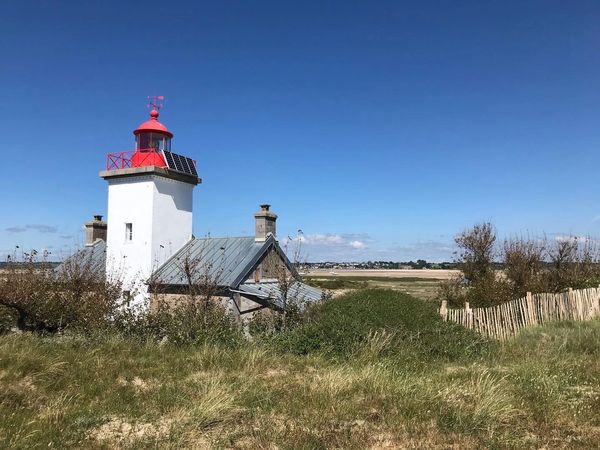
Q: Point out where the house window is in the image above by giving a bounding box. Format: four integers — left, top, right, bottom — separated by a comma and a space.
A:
125, 223, 133, 241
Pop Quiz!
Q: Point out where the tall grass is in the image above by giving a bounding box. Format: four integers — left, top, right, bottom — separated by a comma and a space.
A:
1, 290, 599, 448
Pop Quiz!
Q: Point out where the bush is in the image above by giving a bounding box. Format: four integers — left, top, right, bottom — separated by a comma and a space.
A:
114, 298, 243, 348
0, 253, 121, 333
248, 299, 307, 338
439, 223, 600, 307
0, 306, 17, 334
268, 289, 490, 361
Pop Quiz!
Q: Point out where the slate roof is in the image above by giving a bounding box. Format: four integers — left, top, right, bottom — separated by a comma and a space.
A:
54, 240, 107, 275
152, 235, 322, 308
151, 235, 276, 288
55, 235, 322, 309
236, 280, 323, 309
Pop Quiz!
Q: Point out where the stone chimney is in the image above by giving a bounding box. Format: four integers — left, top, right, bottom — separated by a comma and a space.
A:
254, 204, 277, 242
84, 215, 107, 245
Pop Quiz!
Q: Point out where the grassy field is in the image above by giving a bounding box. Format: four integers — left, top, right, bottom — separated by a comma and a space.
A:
305, 275, 444, 300
1, 289, 599, 449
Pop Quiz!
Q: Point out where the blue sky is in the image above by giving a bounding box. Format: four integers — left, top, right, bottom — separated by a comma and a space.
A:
1, 1, 600, 262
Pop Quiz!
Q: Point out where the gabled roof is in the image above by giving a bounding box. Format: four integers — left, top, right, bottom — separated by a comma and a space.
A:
54, 235, 322, 308
235, 280, 323, 310
54, 240, 107, 275
151, 235, 279, 288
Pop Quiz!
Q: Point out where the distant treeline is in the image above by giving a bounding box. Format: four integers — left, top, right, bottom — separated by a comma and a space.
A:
0, 261, 60, 269
303, 260, 459, 270
303, 259, 600, 271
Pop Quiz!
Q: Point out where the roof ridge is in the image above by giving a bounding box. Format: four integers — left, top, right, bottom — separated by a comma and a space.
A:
193, 235, 255, 241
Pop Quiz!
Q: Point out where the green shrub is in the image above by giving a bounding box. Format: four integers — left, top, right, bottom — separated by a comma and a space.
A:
0, 305, 16, 334
268, 289, 490, 361
248, 299, 306, 337
114, 299, 243, 348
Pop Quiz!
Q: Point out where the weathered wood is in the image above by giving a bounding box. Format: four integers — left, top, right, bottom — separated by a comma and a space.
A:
440, 300, 448, 321
439, 287, 600, 340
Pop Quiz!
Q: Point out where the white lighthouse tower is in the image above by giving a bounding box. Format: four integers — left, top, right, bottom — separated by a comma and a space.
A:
100, 98, 201, 304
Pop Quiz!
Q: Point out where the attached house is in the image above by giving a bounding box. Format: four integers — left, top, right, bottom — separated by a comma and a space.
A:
61, 206, 322, 317
56, 105, 321, 317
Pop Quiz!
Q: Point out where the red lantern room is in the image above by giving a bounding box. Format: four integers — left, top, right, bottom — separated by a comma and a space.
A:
105, 97, 199, 177
130, 97, 170, 168
134, 109, 173, 151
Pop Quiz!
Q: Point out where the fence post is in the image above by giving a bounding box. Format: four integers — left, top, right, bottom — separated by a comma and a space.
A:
440, 300, 448, 321
465, 302, 472, 328
526, 292, 533, 326
568, 287, 576, 320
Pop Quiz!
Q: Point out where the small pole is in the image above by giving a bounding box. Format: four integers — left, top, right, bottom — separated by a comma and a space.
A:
567, 287, 574, 320
465, 302, 472, 328
526, 292, 533, 326
440, 300, 448, 321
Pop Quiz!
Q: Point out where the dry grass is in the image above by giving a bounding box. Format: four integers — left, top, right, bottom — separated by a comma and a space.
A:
0, 292, 599, 448
305, 272, 449, 300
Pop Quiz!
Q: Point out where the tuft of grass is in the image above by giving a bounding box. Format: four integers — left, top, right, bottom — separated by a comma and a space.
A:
437, 369, 520, 432
185, 379, 237, 430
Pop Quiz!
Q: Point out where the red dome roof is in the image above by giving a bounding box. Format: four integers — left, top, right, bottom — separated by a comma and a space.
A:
133, 110, 173, 138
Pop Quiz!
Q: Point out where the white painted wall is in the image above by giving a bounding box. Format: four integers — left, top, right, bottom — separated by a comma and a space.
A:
105, 174, 194, 306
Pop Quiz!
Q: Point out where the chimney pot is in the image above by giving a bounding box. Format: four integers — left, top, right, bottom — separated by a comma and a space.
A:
85, 214, 107, 245
254, 204, 277, 242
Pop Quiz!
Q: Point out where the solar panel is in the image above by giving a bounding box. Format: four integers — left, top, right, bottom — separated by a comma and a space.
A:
174, 154, 185, 172
162, 151, 198, 176
185, 156, 198, 176
163, 151, 175, 169
180, 155, 192, 174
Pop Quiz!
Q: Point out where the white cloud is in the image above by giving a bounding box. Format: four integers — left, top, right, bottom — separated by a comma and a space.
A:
554, 235, 590, 243
282, 233, 457, 262
349, 240, 366, 249
281, 232, 371, 261
283, 233, 365, 248
5, 224, 58, 234
308, 234, 345, 245
374, 240, 455, 262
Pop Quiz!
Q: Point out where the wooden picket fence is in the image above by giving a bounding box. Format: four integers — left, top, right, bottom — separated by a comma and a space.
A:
439, 287, 600, 340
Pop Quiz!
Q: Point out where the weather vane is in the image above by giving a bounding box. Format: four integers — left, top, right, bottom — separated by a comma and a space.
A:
146, 95, 165, 112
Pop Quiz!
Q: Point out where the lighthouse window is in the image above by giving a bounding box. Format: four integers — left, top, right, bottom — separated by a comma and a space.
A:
125, 223, 133, 241
137, 132, 171, 152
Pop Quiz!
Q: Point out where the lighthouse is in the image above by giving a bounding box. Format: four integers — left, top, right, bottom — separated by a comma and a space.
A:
100, 98, 201, 303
